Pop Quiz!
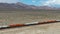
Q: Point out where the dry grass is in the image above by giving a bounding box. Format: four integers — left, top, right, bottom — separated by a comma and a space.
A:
0, 10, 60, 34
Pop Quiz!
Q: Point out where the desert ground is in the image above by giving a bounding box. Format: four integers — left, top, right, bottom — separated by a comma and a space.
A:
0, 10, 60, 34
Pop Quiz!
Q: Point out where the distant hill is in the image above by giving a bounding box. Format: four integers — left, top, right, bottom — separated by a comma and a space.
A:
0, 2, 60, 10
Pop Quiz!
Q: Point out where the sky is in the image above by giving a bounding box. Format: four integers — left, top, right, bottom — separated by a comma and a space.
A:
0, 0, 60, 7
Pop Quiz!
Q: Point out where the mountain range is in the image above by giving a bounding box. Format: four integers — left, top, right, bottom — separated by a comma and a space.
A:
0, 2, 60, 10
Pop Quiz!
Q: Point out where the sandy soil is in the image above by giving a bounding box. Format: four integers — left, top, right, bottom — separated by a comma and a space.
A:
0, 22, 60, 34
0, 11, 60, 34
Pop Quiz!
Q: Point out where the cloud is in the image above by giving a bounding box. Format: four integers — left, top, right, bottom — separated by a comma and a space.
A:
42, 0, 55, 6
0, 0, 19, 3
32, 0, 36, 3
54, 0, 60, 4
43, 0, 60, 6
0, 0, 60, 7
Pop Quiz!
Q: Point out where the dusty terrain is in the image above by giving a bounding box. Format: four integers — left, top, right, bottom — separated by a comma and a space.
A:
0, 10, 60, 34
